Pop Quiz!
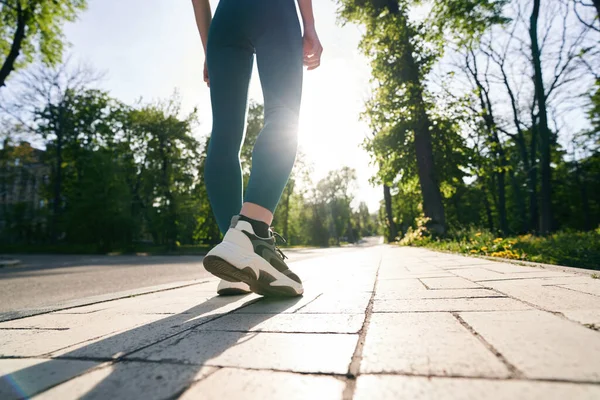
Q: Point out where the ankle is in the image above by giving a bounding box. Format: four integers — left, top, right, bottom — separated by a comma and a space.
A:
238, 214, 271, 238
239, 202, 273, 226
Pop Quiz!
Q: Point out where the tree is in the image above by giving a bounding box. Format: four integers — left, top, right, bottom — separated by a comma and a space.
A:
0, 0, 87, 88
338, 0, 447, 234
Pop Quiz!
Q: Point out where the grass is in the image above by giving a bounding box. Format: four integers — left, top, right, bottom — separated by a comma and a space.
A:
399, 225, 600, 271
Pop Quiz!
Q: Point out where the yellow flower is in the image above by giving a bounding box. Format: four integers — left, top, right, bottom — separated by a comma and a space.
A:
470, 250, 477, 253
481, 246, 488, 251
475, 232, 482, 237
494, 238, 503, 243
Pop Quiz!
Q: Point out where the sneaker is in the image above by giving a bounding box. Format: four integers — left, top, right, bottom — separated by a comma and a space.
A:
217, 280, 251, 296
203, 216, 303, 297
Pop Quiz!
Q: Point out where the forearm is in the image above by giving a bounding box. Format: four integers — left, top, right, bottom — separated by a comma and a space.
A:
191, 0, 212, 54
297, 0, 315, 29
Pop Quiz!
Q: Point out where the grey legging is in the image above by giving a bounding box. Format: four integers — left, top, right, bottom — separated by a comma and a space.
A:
204, 0, 303, 234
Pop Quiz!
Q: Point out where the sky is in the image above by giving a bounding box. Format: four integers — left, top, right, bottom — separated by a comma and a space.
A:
61, 0, 382, 212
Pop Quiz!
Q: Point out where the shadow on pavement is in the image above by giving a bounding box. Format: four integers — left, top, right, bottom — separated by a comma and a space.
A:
0, 294, 302, 399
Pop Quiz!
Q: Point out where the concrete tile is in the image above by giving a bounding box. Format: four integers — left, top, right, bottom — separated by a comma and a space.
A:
297, 292, 372, 314
378, 271, 454, 280
460, 310, 600, 381
354, 375, 600, 400
34, 362, 216, 400
421, 277, 483, 289
235, 292, 371, 314
361, 313, 508, 377
487, 276, 593, 287
232, 293, 319, 314
376, 279, 426, 292
199, 313, 365, 333
373, 297, 530, 313
374, 288, 503, 300
52, 286, 256, 315
486, 282, 600, 311
0, 358, 99, 400
129, 330, 358, 374
181, 368, 345, 400
559, 309, 600, 326
0, 313, 162, 357
475, 263, 543, 273
0, 295, 259, 358
450, 268, 504, 281
554, 283, 600, 297
474, 272, 580, 282
50, 295, 258, 359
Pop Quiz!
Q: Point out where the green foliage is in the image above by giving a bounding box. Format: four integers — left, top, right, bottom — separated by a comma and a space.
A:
0, 0, 87, 85
404, 227, 600, 270
428, 0, 510, 44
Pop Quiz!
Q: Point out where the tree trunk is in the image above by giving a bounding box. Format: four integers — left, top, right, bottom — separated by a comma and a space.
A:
509, 169, 527, 233
383, 184, 397, 242
481, 181, 494, 232
530, 0, 553, 234
394, 8, 446, 234
51, 132, 63, 243
0, 3, 29, 88
528, 122, 539, 232
574, 161, 592, 230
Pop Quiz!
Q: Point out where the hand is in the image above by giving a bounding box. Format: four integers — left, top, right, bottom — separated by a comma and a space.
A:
303, 27, 322, 70
204, 60, 210, 87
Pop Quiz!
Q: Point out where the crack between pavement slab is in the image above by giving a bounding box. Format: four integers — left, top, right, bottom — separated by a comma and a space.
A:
452, 313, 524, 379
476, 276, 577, 283
417, 278, 430, 289
547, 284, 600, 298
477, 285, 600, 332
291, 293, 323, 313
197, 329, 360, 334
0, 327, 70, 331
165, 366, 223, 400
342, 253, 383, 400
357, 371, 600, 385
108, 297, 265, 362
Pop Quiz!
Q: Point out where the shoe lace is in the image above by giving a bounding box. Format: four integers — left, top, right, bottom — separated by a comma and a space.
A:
271, 230, 288, 260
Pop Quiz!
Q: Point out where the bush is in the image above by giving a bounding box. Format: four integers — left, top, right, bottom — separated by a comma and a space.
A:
402, 226, 600, 271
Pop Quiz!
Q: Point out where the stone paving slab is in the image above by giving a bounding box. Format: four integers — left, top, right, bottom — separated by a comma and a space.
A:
374, 288, 503, 300
35, 362, 217, 400
486, 280, 600, 312
1, 245, 599, 399
360, 313, 509, 377
198, 313, 365, 333
180, 368, 346, 400
0, 358, 100, 399
127, 330, 358, 374
459, 310, 600, 381
354, 375, 600, 400
373, 297, 531, 313
420, 276, 483, 289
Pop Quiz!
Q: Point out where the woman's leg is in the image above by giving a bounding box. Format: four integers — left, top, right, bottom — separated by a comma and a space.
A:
204, 41, 254, 235
243, 1, 304, 221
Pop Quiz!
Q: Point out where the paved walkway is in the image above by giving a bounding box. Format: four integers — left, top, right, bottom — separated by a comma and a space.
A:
1, 246, 599, 399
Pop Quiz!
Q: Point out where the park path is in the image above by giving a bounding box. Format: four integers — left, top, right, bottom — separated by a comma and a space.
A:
1, 245, 599, 399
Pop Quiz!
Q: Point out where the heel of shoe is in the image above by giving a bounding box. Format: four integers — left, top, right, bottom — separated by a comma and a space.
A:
203, 255, 256, 282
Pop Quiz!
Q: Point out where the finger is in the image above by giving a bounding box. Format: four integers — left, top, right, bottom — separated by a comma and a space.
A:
305, 56, 320, 66
306, 60, 320, 70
